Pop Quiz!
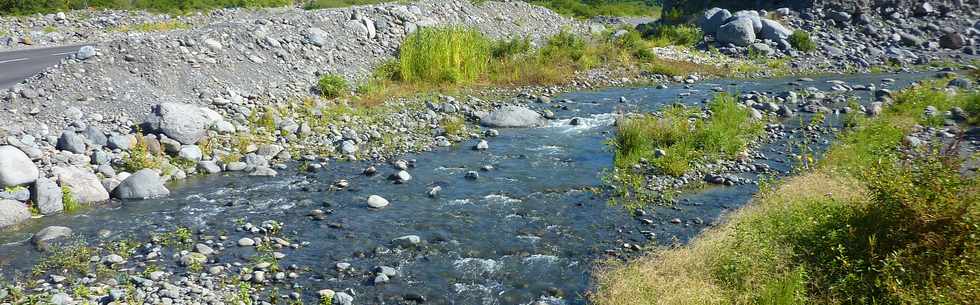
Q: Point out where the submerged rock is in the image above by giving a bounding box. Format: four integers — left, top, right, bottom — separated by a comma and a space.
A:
113, 169, 170, 200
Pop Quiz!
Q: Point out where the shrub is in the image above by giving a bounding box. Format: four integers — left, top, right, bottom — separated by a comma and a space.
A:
62, 186, 80, 213
788, 30, 816, 53
317, 74, 349, 99
399, 26, 491, 84
529, 0, 661, 19
122, 131, 161, 172
491, 37, 532, 59
540, 30, 588, 63
639, 23, 702, 47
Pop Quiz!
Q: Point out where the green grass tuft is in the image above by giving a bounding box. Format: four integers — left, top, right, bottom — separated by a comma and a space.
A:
317, 74, 349, 99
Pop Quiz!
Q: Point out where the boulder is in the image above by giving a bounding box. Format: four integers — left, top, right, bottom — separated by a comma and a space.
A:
760, 19, 793, 41
178, 145, 203, 161
717, 17, 756, 46
113, 169, 169, 200
480, 106, 546, 128
57, 131, 86, 154
367, 195, 389, 209
0, 199, 30, 229
149, 103, 220, 145
734, 10, 762, 33
698, 7, 732, 35
32, 177, 63, 215
53, 166, 109, 204
306, 27, 329, 47
82, 126, 108, 147
0, 145, 39, 187
939, 32, 964, 49
76, 46, 96, 60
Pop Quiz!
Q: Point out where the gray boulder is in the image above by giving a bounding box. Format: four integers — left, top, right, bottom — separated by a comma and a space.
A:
480, 106, 546, 128
32, 177, 63, 215
178, 145, 203, 161
306, 27, 329, 47
197, 161, 222, 174
940, 32, 964, 49
53, 166, 109, 204
113, 169, 169, 200
57, 130, 86, 154
0, 199, 30, 229
760, 19, 793, 41
734, 10, 762, 33
82, 126, 107, 147
150, 103, 218, 145
76, 46, 96, 60
0, 145, 39, 187
717, 17, 756, 46
698, 7, 732, 35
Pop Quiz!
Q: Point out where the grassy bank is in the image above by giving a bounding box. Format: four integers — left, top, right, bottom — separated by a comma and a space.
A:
593, 81, 980, 305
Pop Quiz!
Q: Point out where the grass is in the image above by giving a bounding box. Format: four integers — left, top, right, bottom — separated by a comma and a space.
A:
637, 23, 702, 47
1, 0, 294, 15
613, 93, 763, 177
113, 20, 189, 33
317, 74, 349, 99
593, 83, 980, 305
789, 30, 816, 53
121, 131, 162, 172
399, 26, 491, 85
61, 186, 81, 213
529, 0, 661, 18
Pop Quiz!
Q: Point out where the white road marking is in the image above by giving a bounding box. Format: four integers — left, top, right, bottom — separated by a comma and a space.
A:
48, 51, 76, 56
0, 57, 29, 64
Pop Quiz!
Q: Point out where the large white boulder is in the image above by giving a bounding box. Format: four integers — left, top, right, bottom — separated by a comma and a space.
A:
0, 145, 38, 187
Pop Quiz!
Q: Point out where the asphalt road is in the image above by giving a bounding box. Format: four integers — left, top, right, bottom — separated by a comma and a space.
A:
0, 45, 86, 89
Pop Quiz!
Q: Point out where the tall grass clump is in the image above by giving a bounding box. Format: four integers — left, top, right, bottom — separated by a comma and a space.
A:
788, 30, 816, 53
399, 26, 491, 85
491, 37, 532, 59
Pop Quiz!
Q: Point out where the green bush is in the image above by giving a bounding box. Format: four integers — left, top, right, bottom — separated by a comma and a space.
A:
540, 30, 588, 63
317, 74, 349, 99
788, 30, 816, 53
399, 26, 491, 84
639, 23, 702, 47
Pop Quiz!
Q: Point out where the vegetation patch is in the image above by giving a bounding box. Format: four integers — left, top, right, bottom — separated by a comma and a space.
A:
637, 23, 702, 47
113, 20, 189, 32
399, 26, 491, 85
788, 30, 816, 53
593, 83, 980, 305
317, 74, 350, 99
528, 0, 661, 18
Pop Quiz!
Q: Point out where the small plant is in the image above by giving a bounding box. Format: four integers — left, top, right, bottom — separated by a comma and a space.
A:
440, 115, 466, 137
62, 186, 80, 213
122, 130, 161, 172
788, 30, 816, 53
639, 23, 702, 47
317, 74, 349, 99
319, 293, 333, 305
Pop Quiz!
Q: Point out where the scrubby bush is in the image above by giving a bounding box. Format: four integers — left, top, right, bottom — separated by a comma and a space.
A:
789, 30, 816, 53
638, 23, 702, 47
317, 74, 349, 99
398, 26, 491, 84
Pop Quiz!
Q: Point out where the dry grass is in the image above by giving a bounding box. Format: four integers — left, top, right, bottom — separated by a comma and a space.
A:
593, 171, 865, 305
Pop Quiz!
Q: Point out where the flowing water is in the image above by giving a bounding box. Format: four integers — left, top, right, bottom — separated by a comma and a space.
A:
0, 72, 937, 304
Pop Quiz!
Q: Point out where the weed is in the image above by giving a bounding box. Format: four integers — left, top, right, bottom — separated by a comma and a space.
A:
317, 74, 349, 99
122, 130, 162, 172
788, 30, 816, 53
638, 23, 702, 47
114, 20, 189, 33
440, 115, 466, 137
62, 186, 80, 213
